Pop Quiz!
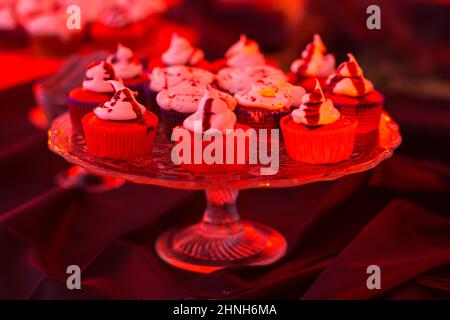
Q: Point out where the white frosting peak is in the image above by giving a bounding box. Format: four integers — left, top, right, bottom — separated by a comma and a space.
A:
183, 86, 237, 134
290, 34, 335, 78
225, 34, 265, 68
292, 80, 340, 126
94, 87, 146, 121
82, 61, 119, 93
161, 33, 205, 66
107, 44, 143, 79
327, 53, 374, 97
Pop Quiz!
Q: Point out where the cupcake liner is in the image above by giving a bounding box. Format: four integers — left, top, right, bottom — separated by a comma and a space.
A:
143, 86, 160, 115
235, 106, 290, 130
280, 116, 357, 164
82, 112, 158, 160
160, 108, 192, 139
67, 96, 105, 134
334, 102, 382, 134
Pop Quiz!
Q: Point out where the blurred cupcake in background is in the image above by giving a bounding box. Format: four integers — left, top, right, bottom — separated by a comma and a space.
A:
67, 61, 121, 134
90, 0, 166, 50
0, 0, 28, 49
16, 0, 85, 56
106, 44, 148, 106
145, 65, 214, 114
147, 33, 211, 71
288, 34, 335, 92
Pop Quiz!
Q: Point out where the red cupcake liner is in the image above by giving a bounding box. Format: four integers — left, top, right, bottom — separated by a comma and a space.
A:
334, 102, 382, 134
82, 112, 158, 160
280, 116, 357, 164
174, 124, 252, 173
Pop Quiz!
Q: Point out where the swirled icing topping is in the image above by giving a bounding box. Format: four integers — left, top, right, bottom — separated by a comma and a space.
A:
235, 79, 305, 111
149, 66, 214, 92
327, 53, 374, 97
82, 61, 119, 93
94, 85, 146, 121
162, 33, 205, 66
106, 44, 143, 79
100, 0, 165, 27
225, 34, 265, 68
217, 65, 287, 94
292, 80, 340, 126
290, 34, 335, 78
183, 86, 237, 134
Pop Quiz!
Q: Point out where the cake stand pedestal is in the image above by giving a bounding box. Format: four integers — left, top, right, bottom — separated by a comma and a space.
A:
48, 112, 401, 273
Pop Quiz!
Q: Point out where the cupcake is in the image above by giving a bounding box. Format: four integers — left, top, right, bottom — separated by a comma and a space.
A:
288, 34, 335, 92
17, 0, 85, 56
281, 80, 357, 164
82, 85, 158, 160
145, 65, 215, 114
234, 78, 305, 130
157, 80, 236, 138
147, 33, 211, 71
90, 0, 166, 50
173, 86, 251, 173
217, 64, 287, 95
106, 44, 148, 106
0, 1, 28, 49
326, 54, 384, 135
67, 61, 120, 134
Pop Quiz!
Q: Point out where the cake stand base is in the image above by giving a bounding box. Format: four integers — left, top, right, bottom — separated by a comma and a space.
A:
56, 165, 125, 193
155, 189, 287, 274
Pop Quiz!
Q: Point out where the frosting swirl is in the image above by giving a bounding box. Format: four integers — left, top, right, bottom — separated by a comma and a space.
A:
107, 44, 143, 79
291, 79, 340, 126
183, 86, 237, 134
162, 33, 205, 66
82, 61, 119, 93
327, 53, 374, 97
225, 34, 265, 68
290, 34, 335, 78
235, 79, 305, 111
149, 66, 214, 92
217, 65, 287, 94
94, 85, 146, 121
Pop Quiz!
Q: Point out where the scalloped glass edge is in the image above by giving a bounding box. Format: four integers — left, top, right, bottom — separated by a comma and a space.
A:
48, 112, 401, 190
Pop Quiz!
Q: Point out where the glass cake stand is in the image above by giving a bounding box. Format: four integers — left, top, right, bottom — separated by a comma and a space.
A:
48, 112, 401, 273
30, 106, 125, 193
